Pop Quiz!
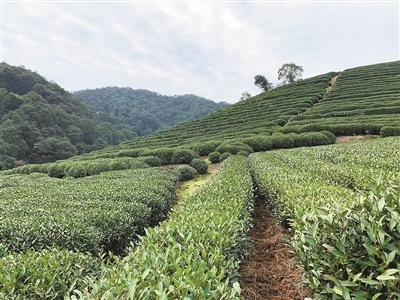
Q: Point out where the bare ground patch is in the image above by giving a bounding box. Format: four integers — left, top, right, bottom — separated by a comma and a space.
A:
239, 193, 311, 300
336, 135, 379, 144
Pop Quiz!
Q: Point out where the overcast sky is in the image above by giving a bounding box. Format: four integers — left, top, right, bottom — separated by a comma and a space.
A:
1, 1, 399, 103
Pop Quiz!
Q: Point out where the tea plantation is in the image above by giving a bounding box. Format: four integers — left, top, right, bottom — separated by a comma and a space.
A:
281, 61, 400, 135
0, 61, 399, 299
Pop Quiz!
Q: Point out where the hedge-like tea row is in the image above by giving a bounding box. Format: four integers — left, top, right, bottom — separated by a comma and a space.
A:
0, 249, 103, 299
249, 137, 400, 299
283, 61, 400, 136
0, 168, 178, 255
4, 157, 151, 178
80, 156, 253, 299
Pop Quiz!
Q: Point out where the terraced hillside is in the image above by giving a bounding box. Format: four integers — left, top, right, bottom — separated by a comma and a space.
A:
109, 72, 336, 150
281, 61, 400, 135
1, 61, 399, 299
76, 61, 399, 163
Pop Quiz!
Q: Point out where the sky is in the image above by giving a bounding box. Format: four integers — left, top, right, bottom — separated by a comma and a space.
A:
1, 1, 399, 103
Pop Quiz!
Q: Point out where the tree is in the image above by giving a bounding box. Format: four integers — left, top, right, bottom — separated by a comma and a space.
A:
278, 63, 304, 84
254, 75, 273, 92
32, 137, 77, 163
239, 92, 252, 101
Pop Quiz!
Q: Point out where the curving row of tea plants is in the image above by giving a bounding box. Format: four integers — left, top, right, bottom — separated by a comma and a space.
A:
0, 168, 178, 256
0, 156, 253, 299
250, 137, 400, 299
281, 61, 400, 136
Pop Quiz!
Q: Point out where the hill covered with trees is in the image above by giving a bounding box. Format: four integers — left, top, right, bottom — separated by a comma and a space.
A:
74, 87, 228, 136
0, 63, 137, 167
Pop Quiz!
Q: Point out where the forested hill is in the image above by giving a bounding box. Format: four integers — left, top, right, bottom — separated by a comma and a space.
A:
0, 63, 136, 167
74, 87, 228, 136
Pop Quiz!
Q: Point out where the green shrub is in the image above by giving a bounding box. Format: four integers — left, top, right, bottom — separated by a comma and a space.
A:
208, 151, 221, 163
237, 151, 249, 156
271, 134, 295, 149
273, 118, 286, 126
138, 156, 161, 167
189, 158, 208, 174
176, 165, 196, 181
216, 142, 253, 155
191, 141, 221, 156
294, 179, 400, 298
291, 132, 333, 148
116, 149, 141, 158
243, 136, 273, 152
171, 149, 196, 164
220, 152, 231, 161
140, 148, 174, 165
0, 249, 102, 299
320, 130, 337, 143
381, 126, 400, 137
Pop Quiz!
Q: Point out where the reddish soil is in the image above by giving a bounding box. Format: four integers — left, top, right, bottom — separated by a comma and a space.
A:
336, 135, 379, 144
239, 195, 311, 300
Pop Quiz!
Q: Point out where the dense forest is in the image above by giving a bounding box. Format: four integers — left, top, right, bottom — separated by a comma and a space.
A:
74, 87, 228, 136
0, 63, 137, 167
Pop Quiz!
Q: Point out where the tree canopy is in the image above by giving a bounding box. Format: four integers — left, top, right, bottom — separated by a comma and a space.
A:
74, 87, 228, 136
254, 75, 273, 92
278, 63, 304, 84
0, 63, 137, 167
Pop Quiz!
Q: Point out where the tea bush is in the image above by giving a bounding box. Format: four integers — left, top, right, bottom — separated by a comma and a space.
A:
220, 152, 232, 161
190, 158, 208, 174
137, 156, 161, 167
176, 165, 196, 181
0, 249, 103, 299
208, 151, 221, 163
381, 126, 400, 137
237, 150, 249, 156
171, 149, 197, 164
216, 142, 253, 155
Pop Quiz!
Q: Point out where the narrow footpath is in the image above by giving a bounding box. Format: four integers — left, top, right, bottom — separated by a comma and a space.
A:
239, 190, 310, 300
176, 162, 220, 200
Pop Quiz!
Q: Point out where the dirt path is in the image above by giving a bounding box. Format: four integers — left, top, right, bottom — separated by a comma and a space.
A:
336, 135, 379, 144
176, 163, 220, 200
239, 191, 310, 300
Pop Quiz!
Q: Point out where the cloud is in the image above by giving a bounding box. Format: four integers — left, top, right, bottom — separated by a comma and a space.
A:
2, 2, 399, 102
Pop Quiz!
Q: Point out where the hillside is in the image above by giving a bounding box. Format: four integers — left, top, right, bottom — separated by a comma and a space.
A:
82, 60, 398, 157
0, 63, 136, 166
1, 61, 400, 299
74, 87, 228, 136
280, 60, 400, 135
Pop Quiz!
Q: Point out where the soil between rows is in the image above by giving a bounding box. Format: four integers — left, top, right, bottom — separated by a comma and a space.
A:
239, 191, 311, 300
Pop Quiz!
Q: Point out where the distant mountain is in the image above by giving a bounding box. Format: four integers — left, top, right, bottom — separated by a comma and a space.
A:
0, 63, 136, 167
74, 87, 228, 136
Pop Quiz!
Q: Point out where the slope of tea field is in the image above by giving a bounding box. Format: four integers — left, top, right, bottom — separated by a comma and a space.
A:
80, 61, 399, 164
113, 72, 335, 150
281, 61, 400, 135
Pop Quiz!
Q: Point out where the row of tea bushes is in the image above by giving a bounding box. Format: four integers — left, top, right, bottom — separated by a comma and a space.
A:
205, 131, 336, 162
82, 72, 334, 155
283, 61, 400, 136
0, 168, 179, 255
249, 137, 400, 299
79, 156, 253, 299
0, 249, 103, 299
4, 157, 151, 178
